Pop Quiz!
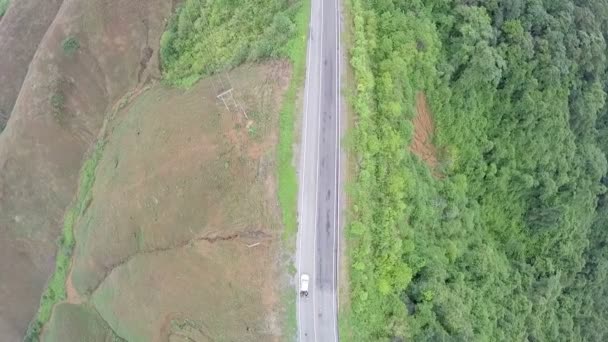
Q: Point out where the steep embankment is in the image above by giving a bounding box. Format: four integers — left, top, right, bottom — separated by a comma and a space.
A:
0, 0, 63, 124
0, 0, 170, 339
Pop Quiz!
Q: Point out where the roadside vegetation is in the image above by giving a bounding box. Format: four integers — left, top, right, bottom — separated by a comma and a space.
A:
160, 0, 307, 338
277, 0, 309, 242
25, 142, 104, 342
276, 1, 309, 339
159, 0, 306, 240
159, 0, 305, 238
345, 0, 608, 341
160, 0, 302, 86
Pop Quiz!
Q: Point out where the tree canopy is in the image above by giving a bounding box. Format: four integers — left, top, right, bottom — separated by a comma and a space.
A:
345, 0, 608, 340
160, 0, 300, 86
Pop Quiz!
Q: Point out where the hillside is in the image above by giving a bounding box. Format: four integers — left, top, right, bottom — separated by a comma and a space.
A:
0, 0, 305, 340
0, 0, 170, 339
344, 0, 608, 341
0, 0, 63, 124
41, 62, 291, 342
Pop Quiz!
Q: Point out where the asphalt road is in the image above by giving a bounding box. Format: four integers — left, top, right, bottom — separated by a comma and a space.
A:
296, 0, 342, 340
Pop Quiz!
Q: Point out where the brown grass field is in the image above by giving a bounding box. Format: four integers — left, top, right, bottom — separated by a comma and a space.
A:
42, 62, 292, 341
0, 0, 62, 117
0, 0, 171, 338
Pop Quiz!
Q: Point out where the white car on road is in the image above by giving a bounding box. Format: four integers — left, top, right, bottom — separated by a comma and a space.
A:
300, 273, 310, 297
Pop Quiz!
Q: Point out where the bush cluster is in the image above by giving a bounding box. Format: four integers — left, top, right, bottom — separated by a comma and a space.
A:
160, 0, 300, 86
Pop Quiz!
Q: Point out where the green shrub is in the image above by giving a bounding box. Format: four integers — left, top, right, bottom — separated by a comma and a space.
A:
62, 36, 80, 55
0, 0, 9, 17
50, 93, 64, 111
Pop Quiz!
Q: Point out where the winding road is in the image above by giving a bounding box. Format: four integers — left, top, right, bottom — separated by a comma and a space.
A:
296, 0, 343, 340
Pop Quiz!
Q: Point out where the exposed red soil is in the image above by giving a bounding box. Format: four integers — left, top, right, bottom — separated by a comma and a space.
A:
410, 92, 439, 172
65, 269, 82, 305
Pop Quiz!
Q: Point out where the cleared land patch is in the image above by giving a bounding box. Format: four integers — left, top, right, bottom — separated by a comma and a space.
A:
410, 92, 439, 171
41, 62, 291, 341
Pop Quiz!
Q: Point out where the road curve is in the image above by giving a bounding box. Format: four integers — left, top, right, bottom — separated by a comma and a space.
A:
296, 0, 342, 340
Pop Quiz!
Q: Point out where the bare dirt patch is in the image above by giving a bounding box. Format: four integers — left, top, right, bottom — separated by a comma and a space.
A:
65, 264, 83, 305
48, 62, 291, 341
410, 92, 439, 171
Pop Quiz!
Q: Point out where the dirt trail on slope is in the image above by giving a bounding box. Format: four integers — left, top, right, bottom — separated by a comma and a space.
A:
0, 0, 171, 339
411, 92, 439, 171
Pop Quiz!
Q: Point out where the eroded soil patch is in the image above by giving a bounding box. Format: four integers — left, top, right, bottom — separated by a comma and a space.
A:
410, 92, 439, 172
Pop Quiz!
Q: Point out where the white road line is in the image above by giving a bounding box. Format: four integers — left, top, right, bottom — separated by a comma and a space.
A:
312, 0, 324, 340
296, 0, 314, 339
332, 0, 341, 339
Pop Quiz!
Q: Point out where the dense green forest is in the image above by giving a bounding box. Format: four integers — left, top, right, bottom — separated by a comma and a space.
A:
345, 0, 608, 341
160, 0, 301, 86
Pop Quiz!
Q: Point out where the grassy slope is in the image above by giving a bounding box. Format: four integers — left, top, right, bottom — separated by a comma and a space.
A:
42, 303, 124, 342
25, 143, 104, 341
159, 0, 307, 240
25, 0, 310, 340
160, 0, 310, 337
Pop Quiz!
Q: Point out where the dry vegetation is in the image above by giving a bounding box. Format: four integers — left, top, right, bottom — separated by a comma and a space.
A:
0, 0, 62, 122
40, 63, 292, 341
0, 0, 170, 339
